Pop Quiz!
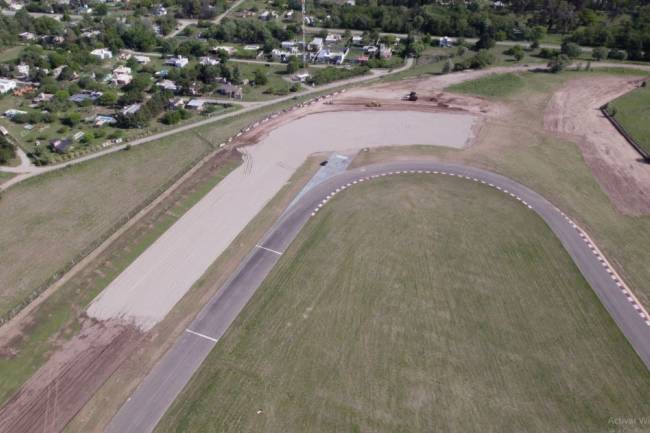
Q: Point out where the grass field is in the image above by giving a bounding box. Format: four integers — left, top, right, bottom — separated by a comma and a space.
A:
609, 84, 650, 155
156, 175, 650, 433
447, 72, 527, 98
357, 68, 650, 311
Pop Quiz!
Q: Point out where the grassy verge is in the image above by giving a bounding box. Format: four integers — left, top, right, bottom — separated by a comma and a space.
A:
447, 72, 527, 98
157, 175, 650, 433
608, 84, 650, 155
0, 150, 241, 404
64, 156, 324, 433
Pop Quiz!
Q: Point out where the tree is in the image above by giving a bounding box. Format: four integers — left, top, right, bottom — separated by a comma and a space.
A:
62, 112, 81, 126
592, 46, 607, 61
547, 54, 571, 73
442, 59, 453, 74
100, 91, 118, 106
253, 69, 268, 85
561, 41, 582, 58
286, 55, 300, 74
505, 45, 525, 61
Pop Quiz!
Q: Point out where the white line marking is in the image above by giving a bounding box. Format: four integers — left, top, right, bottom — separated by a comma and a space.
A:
256, 244, 283, 255
186, 329, 219, 343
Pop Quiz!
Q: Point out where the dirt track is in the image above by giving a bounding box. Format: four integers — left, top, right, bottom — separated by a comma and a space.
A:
0, 319, 142, 433
544, 75, 650, 215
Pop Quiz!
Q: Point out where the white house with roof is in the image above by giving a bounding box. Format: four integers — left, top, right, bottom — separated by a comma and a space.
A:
199, 56, 220, 66
212, 46, 235, 55
0, 79, 17, 94
91, 48, 113, 60
121, 103, 142, 115
19, 32, 35, 41
157, 79, 178, 92
165, 55, 189, 68
133, 55, 151, 64
325, 33, 341, 45
16, 63, 30, 78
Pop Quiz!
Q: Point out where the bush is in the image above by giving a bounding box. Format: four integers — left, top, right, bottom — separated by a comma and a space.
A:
547, 54, 571, 73
608, 48, 627, 61
561, 41, 582, 58
592, 46, 607, 61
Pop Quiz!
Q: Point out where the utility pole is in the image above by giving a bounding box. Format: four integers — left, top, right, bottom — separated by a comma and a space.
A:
301, 0, 307, 72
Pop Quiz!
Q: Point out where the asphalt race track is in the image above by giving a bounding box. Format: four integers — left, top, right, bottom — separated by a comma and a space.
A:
104, 160, 650, 433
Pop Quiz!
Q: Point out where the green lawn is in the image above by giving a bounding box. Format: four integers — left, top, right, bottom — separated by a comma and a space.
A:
609, 84, 650, 155
447, 72, 527, 99
157, 175, 650, 433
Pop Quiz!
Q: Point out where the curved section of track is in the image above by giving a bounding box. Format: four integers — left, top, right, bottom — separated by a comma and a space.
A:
105, 161, 650, 433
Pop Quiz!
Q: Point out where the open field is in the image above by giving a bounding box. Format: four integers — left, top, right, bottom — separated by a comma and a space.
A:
447, 72, 528, 98
608, 84, 650, 155
157, 175, 650, 433
354, 68, 650, 307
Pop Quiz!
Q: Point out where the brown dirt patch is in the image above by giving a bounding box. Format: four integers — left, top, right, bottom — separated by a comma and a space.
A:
0, 319, 143, 433
544, 76, 650, 215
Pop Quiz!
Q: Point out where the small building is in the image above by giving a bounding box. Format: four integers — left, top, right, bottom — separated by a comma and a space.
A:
218, 83, 243, 99
69, 91, 103, 104
212, 46, 235, 56
16, 63, 30, 78
281, 40, 297, 50
186, 99, 206, 110
152, 4, 167, 16
72, 131, 85, 141
94, 115, 116, 126
111, 66, 133, 86
309, 37, 323, 52
271, 49, 292, 63
292, 72, 310, 82
325, 33, 341, 45
4, 109, 27, 118
168, 97, 186, 109
363, 45, 378, 55
0, 126, 8, 136
121, 103, 142, 115
0, 78, 17, 94
243, 45, 260, 51
50, 138, 72, 153
199, 56, 220, 66
352, 35, 363, 46
19, 32, 35, 41
91, 48, 113, 60
165, 55, 189, 68
439, 36, 453, 48
258, 10, 271, 20
33, 92, 54, 104
157, 79, 178, 92
133, 55, 151, 64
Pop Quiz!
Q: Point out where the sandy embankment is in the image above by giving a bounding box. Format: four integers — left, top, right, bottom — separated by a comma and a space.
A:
86, 110, 476, 330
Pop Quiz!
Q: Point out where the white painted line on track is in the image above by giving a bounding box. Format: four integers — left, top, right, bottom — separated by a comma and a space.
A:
255, 244, 283, 255
186, 329, 219, 343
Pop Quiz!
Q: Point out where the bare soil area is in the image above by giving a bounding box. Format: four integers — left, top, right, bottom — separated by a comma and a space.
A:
0, 319, 142, 433
544, 75, 650, 215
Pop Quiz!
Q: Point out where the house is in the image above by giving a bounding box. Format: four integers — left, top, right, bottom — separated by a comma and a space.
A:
259, 10, 271, 20
69, 91, 103, 103
439, 36, 453, 48
346, 0, 356, 5
352, 35, 363, 46
121, 103, 142, 115
292, 72, 310, 82
379, 44, 392, 59
317, 48, 348, 65
271, 49, 292, 62
168, 97, 185, 109
218, 83, 243, 99
12, 67, 29, 82
50, 138, 72, 153
186, 99, 206, 110
4, 109, 26, 118
165, 55, 189, 68
81, 30, 101, 39
0, 79, 17, 94
133, 55, 151, 64
155, 69, 169, 78
94, 115, 116, 126
281, 40, 297, 50
363, 45, 378, 55
212, 46, 235, 55
111, 66, 133, 86
19, 32, 36, 41
91, 48, 113, 60
199, 56, 220, 66
8, 1, 23, 10
157, 79, 178, 92
325, 33, 341, 45
33, 93, 54, 104
284, 10, 294, 19
152, 4, 167, 15
78, 5, 92, 14
309, 37, 323, 52
356, 55, 369, 64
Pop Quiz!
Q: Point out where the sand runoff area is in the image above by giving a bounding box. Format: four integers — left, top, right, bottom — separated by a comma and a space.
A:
87, 110, 476, 330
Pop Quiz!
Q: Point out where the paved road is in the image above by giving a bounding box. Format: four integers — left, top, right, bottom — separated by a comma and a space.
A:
105, 160, 650, 433
0, 58, 413, 190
